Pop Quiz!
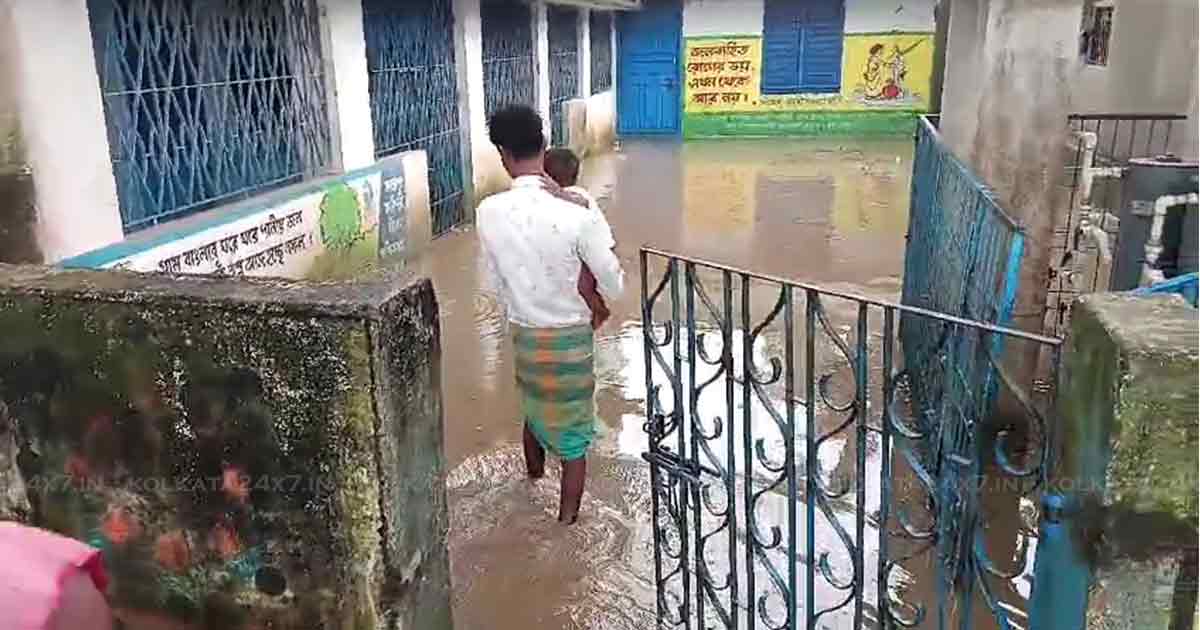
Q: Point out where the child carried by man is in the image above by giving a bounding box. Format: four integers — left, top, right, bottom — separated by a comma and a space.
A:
543, 147, 612, 330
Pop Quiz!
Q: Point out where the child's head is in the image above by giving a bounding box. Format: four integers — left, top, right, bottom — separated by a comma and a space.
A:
544, 147, 580, 188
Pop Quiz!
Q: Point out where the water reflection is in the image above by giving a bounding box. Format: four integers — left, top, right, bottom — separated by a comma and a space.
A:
428, 138, 1041, 630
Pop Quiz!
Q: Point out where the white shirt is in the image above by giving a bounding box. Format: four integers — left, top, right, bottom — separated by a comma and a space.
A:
477, 176, 624, 328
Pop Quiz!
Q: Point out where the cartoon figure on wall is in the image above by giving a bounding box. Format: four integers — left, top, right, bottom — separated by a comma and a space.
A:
859, 40, 923, 104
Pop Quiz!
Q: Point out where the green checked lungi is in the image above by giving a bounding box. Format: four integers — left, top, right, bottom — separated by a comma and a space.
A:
512, 324, 596, 461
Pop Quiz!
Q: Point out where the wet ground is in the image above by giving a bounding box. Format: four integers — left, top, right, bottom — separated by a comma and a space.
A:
413, 137, 943, 630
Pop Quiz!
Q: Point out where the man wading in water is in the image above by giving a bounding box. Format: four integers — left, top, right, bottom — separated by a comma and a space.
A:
476, 105, 624, 524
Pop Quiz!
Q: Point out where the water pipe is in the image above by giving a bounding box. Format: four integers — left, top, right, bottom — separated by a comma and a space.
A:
1141, 192, 1200, 286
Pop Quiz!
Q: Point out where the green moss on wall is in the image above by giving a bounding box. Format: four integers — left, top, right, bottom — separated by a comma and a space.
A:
0, 267, 448, 629
1059, 293, 1199, 570
306, 230, 381, 282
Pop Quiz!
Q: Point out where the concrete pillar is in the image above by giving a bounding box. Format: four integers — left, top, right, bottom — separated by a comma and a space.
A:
1034, 292, 1199, 630
452, 0, 480, 208
534, 1, 552, 140
320, 0, 376, 172
6, 0, 124, 262
0, 264, 452, 629
611, 9, 619, 99
456, 0, 510, 204
939, 0, 1084, 350
579, 9, 592, 98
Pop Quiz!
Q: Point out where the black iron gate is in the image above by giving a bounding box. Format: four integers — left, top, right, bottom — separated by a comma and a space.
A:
638, 248, 1061, 629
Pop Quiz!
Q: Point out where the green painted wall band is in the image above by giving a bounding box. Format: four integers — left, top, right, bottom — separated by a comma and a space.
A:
683, 111, 919, 138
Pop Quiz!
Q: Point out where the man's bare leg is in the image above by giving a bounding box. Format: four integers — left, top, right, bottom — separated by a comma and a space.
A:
558, 456, 587, 524
523, 422, 546, 479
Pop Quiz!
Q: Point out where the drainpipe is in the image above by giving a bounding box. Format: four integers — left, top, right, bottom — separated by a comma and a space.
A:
1061, 131, 1122, 292
1141, 192, 1199, 286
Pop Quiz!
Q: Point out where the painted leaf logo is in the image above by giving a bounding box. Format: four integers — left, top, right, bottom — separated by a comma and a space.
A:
319, 184, 363, 250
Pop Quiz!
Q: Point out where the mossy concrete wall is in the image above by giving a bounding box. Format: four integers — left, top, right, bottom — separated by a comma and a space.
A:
1056, 292, 1198, 629
0, 264, 451, 630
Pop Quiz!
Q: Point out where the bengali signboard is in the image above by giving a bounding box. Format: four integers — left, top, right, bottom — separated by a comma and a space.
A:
100, 172, 383, 280
377, 162, 407, 259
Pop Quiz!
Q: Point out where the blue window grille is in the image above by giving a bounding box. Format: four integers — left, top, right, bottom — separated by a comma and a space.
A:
548, 6, 580, 146
362, 0, 465, 236
87, 0, 332, 233
589, 10, 613, 94
761, 0, 845, 95
481, 0, 537, 118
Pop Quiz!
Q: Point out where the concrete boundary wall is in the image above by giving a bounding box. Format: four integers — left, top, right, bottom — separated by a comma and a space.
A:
1034, 292, 1198, 628
0, 264, 450, 629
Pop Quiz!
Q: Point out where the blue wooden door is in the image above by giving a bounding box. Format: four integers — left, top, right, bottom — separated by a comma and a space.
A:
617, 0, 682, 135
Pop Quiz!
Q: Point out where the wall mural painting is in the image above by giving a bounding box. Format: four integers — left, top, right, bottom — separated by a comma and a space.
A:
683, 33, 934, 114
319, 183, 366, 251
307, 180, 383, 281
98, 172, 385, 282
856, 39, 924, 105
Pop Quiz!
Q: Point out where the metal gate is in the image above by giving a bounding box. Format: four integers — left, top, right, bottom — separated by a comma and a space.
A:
548, 6, 580, 146
362, 0, 466, 236
481, 0, 537, 117
638, 247, 1061, 629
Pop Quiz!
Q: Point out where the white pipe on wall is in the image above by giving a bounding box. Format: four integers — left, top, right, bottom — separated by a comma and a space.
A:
1141, 192, 1200, 286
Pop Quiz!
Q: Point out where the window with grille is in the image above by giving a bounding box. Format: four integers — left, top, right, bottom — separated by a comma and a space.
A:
481, 0, 537, 118
362, 0, 466, 235
548, 6, 580, 146
87, 0, 332, 232
761, 0, 846, 95
590, 11, 613, 94
1079, 1, 1114, 66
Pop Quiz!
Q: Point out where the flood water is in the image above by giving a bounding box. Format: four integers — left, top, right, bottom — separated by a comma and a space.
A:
411, 138, 1031, 629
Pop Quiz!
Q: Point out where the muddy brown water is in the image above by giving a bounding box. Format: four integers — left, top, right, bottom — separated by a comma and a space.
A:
414, 137, 956, 630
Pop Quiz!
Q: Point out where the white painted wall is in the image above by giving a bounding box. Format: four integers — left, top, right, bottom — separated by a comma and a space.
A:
8, 0, 124, 262
1071, 0, 1198, 153
683, 0, 763, 36
682, 0, 936, 36
845, 0, 936, 33
321, 0, 376, 171
584, 91, 617, 153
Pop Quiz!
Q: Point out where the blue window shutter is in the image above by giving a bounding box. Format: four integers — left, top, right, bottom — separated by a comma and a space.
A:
761, 0, 845, 95
762, 25, 802, 94
761, 0, 802, 94
800, 0, 844, 93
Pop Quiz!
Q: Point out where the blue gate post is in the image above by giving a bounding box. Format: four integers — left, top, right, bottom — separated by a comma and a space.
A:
1029, 494, 1090, 630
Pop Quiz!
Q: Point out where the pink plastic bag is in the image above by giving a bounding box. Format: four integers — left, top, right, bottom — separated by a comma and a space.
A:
0, 522, 112, 630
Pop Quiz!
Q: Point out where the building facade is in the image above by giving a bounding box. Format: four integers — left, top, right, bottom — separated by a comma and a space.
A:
616, 0, 938, 138
0, 0, 626, 270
